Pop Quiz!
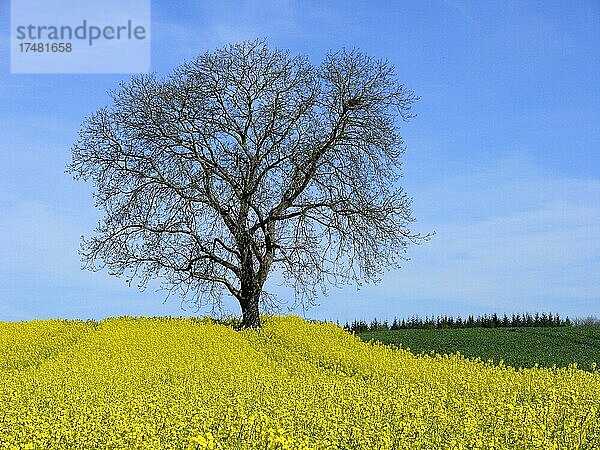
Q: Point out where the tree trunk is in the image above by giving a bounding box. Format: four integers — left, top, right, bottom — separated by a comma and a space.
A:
237, 228, 263, 328
240, 293, 261, 328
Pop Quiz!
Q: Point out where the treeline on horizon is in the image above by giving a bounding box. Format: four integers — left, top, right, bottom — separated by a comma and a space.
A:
342, 312, 579, 333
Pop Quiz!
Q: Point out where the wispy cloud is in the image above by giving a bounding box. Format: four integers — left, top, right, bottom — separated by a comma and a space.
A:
311, 154, 600, 320
441, 0, 477, 24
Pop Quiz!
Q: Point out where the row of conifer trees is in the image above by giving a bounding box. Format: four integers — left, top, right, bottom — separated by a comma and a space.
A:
342, 312, 571, 333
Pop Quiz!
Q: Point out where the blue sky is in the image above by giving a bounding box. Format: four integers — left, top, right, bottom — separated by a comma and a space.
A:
1, 0, 598, 323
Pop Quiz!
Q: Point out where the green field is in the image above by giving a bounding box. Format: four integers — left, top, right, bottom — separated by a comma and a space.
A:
358, 326, 600, 370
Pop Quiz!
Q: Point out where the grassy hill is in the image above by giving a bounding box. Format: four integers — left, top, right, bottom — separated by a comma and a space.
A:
358, 326, 600, 370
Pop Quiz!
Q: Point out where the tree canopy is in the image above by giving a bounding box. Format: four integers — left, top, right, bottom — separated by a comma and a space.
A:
68, 40, 427, 328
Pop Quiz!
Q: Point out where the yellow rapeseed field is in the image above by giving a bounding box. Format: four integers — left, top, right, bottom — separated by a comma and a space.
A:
0, 316, 598, 449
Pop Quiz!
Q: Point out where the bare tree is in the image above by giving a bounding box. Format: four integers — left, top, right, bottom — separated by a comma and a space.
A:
68, 40, 428, 328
